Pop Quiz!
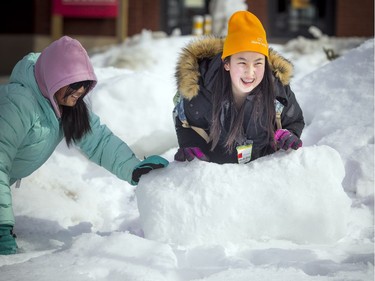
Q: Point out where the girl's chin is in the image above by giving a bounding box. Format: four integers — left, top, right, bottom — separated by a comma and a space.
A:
241, 85, 255, 92
65, 102, 77, 107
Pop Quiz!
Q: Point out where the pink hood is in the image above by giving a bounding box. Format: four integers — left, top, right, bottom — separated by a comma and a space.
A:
35, 36, 97, 118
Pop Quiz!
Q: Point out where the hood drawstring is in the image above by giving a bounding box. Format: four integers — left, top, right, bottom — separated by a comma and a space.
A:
15, 179, 22, 188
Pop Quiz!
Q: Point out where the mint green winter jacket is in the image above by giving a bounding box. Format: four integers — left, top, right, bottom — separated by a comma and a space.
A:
0, 38, 141, 226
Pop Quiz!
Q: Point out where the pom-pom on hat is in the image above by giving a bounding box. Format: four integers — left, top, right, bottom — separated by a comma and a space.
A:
222, 11, 269, 60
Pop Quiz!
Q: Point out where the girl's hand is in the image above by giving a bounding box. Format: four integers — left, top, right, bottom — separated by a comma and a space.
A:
131, 155, 169, 185
174, 147, 209, 162
274, 129, 302, 150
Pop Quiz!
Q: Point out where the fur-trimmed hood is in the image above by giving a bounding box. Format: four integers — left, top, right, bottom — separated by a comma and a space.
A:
175, 36, 293, 100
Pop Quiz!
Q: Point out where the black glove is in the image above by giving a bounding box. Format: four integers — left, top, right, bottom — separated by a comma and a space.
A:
131, 155, 169, 185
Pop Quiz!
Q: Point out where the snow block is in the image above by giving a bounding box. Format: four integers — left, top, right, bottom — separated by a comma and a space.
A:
136, 145, 351, 247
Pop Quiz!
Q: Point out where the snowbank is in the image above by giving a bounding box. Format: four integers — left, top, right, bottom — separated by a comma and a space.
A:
295, 39, 374, 197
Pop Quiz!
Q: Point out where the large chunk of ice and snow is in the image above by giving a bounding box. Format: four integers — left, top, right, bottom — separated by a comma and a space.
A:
136, 145, 352, 247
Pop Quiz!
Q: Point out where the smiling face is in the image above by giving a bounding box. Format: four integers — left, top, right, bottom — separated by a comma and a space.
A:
224, 51, 266, 103
55, 85, 85, 107
54, 81, 92, 108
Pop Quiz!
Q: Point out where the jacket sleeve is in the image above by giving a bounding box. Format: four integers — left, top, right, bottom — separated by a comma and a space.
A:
173, 95, 211, 154
76, 112, 141, 184
0, 103, 16, 226
0, 87, 35, 226
280, 85, 305, 138
174, 115, 211, 153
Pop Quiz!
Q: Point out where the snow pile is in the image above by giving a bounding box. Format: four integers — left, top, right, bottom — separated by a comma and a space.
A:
294, 39, 374, 197
89, 67, 179, 156
137, 145, 351, 247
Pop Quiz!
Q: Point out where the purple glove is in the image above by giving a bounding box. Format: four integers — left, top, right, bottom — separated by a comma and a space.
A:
274, 129, 302, 150
174, 147, 209, 162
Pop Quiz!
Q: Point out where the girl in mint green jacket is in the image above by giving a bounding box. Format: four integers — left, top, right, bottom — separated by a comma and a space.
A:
0, 36, 168, 255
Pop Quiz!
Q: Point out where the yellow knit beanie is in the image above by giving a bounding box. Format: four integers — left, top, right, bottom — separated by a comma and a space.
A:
222, 11, 269, 59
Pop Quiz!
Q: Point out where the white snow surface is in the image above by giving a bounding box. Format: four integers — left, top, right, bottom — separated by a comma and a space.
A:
1, 28, 373, 281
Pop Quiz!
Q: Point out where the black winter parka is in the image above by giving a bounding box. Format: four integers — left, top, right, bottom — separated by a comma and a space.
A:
174, 37, 304, 164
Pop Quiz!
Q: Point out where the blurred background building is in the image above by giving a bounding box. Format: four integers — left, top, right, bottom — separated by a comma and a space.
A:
0, 0, 373, 76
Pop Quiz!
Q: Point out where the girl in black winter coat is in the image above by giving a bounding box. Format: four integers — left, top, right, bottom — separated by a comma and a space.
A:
173, 11, 305, 164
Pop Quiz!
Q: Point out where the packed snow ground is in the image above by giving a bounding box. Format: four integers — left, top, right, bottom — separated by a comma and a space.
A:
0, 30, 373, 280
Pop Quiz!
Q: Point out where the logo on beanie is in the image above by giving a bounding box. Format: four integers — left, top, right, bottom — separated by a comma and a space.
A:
250, 37, 267, 48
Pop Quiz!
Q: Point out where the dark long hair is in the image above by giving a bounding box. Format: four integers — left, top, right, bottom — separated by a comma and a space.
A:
209, 57, 276, 152
61, 80, 93, 147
